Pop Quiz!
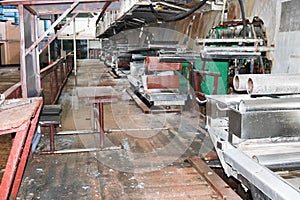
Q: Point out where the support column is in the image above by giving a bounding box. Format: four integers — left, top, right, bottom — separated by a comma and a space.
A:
24, 9, 41, 97
33, 14, 41, 94
73, 18, 77, 76
18, 5, 27, 98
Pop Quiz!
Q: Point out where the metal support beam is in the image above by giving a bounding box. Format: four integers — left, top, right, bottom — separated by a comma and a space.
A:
24, 5, 37, 15
73, 17, 77, 75
96, 1, 111, 25
25, 1, 79, 56
34, 14, 41, 94
18, 4, 27, 98
2, 0, 114, 6
224, 146, 300, 200
39, 13, 79, 54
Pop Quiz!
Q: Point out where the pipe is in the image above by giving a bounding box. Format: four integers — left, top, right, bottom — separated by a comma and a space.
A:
233, 74, 260, 91
247, 74, 300, 95
239, 97, 300, 113
73, 17, 77, 75
252, 152, 300, 170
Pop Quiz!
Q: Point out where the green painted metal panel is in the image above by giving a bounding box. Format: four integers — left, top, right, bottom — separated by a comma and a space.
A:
178, 62, 190, 94
195, 57, 228, 95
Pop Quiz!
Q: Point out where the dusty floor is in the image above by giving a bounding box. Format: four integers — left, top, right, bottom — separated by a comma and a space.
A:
0, 66, 20, 93
4, 59, 233, 199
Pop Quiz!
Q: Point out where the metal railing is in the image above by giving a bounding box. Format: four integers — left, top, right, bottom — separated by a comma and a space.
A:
3, 82, 22, 99
3, 53, 74, 104
40, 53, 74, 104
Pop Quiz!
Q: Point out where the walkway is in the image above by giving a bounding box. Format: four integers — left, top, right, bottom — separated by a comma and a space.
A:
15, 59, 239, 199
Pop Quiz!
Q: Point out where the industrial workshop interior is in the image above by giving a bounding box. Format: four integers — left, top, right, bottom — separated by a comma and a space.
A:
1, 0, 300, 199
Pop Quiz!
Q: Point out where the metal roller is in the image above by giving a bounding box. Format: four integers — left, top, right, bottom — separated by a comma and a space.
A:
233, 74, 260, 91
239, 97, 300, 112
247, 74, 300, 95
252, 152, 300, 170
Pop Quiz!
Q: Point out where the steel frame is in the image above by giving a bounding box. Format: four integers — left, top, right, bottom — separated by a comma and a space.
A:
0, 98, 43, 200
224, 145, 300, 199
1, 0, 116, 98
206, 95, 300, 199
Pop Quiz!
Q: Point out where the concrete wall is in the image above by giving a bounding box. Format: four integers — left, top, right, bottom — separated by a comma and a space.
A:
224, 0, 300, 73
272, 0, 300, 73
58, 16, 98, 40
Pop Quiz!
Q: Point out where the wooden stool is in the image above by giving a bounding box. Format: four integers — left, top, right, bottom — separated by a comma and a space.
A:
39, 105, 62, 153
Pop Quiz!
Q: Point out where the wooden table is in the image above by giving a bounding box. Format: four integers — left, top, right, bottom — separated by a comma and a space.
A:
0, 97, 43, 200
77, 86, 119, 149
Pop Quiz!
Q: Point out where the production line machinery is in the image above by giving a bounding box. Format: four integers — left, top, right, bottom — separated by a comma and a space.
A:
128, 53, 188, 108
206, 73, 300, 199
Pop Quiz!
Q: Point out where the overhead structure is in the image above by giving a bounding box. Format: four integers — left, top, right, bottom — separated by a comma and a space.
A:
96, 0, 223, 38
1, 0, 118, 98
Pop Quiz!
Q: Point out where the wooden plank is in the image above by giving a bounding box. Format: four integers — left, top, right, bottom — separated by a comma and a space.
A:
188, 156, 242, 200
147, 75, 180, 89
0, 98, 42, 132
126, 88, 151, 114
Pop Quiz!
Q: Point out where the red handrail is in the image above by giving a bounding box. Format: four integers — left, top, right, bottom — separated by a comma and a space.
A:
40, 53, 74, 104
3, 53, 74, 104
3, 82, 22, 99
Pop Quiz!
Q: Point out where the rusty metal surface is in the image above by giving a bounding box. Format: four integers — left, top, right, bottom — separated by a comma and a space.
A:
147, 75, 180, 89
189, 156, 242, 200
40, 54, 73, 104
0, 97, 42, 132
145, 56, 182, 71
0, 97, 42, 200
128, 163, 224, 199
0, 135, 12, 181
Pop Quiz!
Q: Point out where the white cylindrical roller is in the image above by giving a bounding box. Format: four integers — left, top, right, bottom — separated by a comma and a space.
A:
252, 152, 300, 170
239, 97, 300, 112
233, 74, 260, 91
247, 74, 300, 95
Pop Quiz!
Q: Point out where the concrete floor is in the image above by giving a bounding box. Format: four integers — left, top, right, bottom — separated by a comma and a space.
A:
0, 66, 20, 93
13, 59, 229, 199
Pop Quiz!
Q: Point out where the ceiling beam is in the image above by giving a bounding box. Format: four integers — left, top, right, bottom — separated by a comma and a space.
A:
95, 1, 111, 25
1, 0, 116, 6
25, 1, 79, 56
24, 5, 38, 15
39, 13, 79, 54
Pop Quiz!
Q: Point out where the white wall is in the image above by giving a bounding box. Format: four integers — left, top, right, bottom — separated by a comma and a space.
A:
89, 40, 100, 48
244, 0, 300, 73
58, 16, 98, 40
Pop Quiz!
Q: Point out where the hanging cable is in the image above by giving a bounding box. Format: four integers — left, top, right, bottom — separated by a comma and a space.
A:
150, 0, 209, 22
238, 0, 247, 38
164, 0, 209, 22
